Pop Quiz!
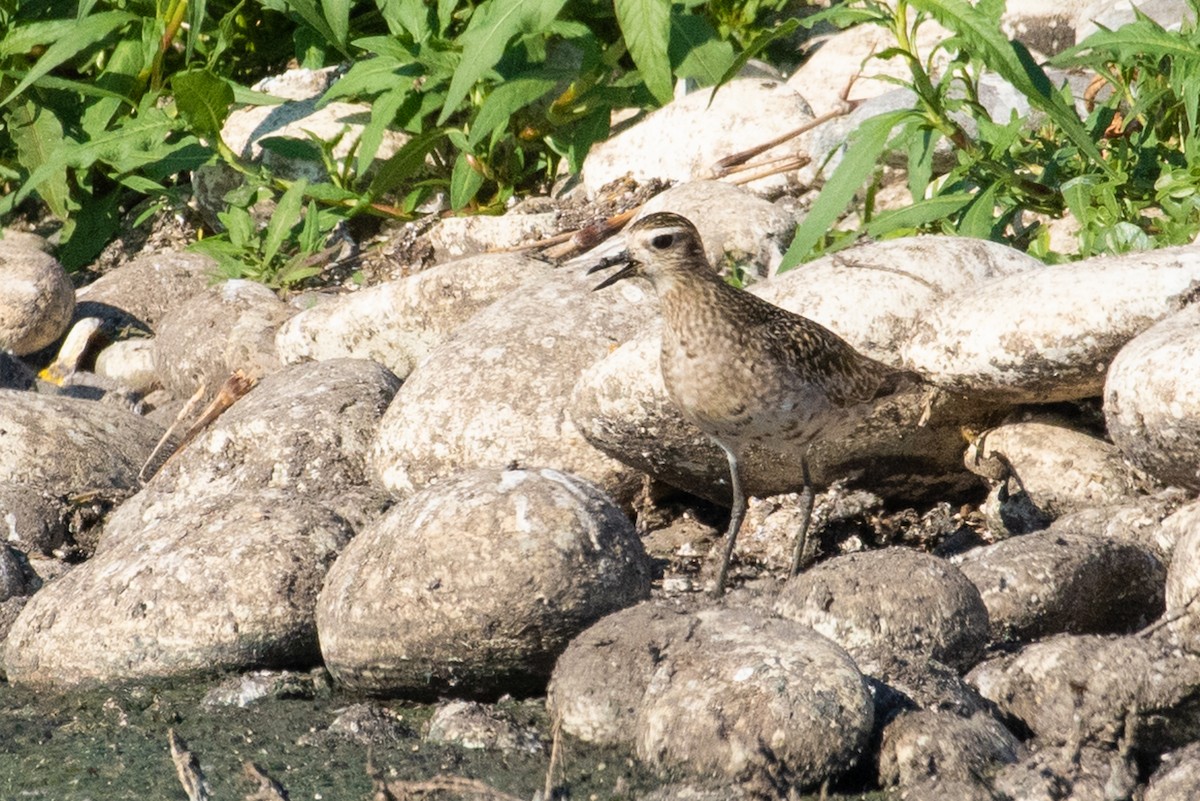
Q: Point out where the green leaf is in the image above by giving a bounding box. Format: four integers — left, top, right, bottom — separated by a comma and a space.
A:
779, 109, 915, 270
669, 13, 734, 87
322, 0, 351, 47
438, 0, 567, 125
469, 75, 559, 147
450, 152, 485, 209
5, 102, 72, 219
615, 0, 672, 105
79, 20, 154, 135
956, 182, 1003, 238
172, 69, 235, 142
263, 179, 308, 266
365, 128, 445, 199
57, 191, 121, 271
0, 11, 138, 109
355, 85, 411, 178
908, 0, 1114, 176
865, 192, 974, 237
710, 18, 801, 101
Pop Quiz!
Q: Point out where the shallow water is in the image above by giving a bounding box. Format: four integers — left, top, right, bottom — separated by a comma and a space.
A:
0, 677, 655, 800
0, 675, 889, 800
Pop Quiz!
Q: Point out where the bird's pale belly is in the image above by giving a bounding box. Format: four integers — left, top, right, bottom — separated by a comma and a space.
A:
661, 348, 830, 450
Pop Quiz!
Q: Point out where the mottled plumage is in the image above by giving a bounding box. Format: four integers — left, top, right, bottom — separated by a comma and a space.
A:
591, 212, 912, 596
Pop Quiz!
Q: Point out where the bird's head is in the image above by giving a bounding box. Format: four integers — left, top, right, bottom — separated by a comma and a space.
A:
588, 212, 709, 291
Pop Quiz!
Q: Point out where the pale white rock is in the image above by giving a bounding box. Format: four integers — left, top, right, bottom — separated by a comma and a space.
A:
0, 242, 74, 356
4, 489, 354, 689
964, 421, 1142, 527
787, 18, 953, 117
1048, 490, 1191, 562
93, 337, 158, 394
635, 181, 797, 278
317, 468, 651, 697
957, 528, 1165, 643
548, 602, 696, 746
370, 261, 658, 500
582, 79, 813, 197
75, 250, 216, 331
153, 279, 295, 402
276, 252, 552, 378
760, 236, 1041, 361
101, 358, 399, 551
635, 608, 873, 789
774, 547, 990, 672
424, 213, 558, 262
1104, 302, 1200, 492
1076, 0, 1197, 41
904, 246, 1200, 403
967, 633, 1200, 751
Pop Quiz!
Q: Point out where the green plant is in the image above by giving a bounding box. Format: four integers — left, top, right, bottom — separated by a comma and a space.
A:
778, 0, 1200, 268
1, 0, 795, 280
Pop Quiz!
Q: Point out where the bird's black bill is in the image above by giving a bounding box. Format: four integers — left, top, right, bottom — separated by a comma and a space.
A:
588, 250, 635, 291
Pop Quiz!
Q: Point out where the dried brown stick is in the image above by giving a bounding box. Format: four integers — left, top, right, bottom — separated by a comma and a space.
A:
169, 729, 211, 801
140, 370, 258, 481
243, 761, 291, 801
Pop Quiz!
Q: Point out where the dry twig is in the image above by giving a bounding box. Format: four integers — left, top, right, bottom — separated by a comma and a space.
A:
169, 729, 211, 801
139, 370, 258, 481
243, 761, 291, 801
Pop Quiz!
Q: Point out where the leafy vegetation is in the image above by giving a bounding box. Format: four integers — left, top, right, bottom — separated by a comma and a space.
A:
0, 0, 789, 280
2, 0, 1199, 282
781, 0, 1200, 268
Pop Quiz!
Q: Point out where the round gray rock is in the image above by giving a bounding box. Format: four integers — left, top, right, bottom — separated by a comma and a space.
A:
1146, 742, 1200, 801
4, 489, 354, 689
635, 608, 873, 791
1105, 302, 1200, 492
878, 710, 1019, 789
967, 633, 1200, 750
0, 389, 163, 494
102, 358, 399, 551
964, 420, 1142, 526
904, 245, 1200, 403
154, 279, 294, 402
957, 528, 1165, 643
548, 601, 698, 746
75, 250, 216, 332
774, 547, 989, 672
317, 468, 652, 697
275, 252, 554, 379
0, 481, 68, 556
370, 258, 658, 501
0, 243, 74, 355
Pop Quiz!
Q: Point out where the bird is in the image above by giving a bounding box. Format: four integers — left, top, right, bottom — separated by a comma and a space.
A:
589, 212, 917, 597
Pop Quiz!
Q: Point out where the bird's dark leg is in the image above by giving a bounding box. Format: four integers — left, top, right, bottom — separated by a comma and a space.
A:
789, 456, 815, 576
712, 444, 746, 598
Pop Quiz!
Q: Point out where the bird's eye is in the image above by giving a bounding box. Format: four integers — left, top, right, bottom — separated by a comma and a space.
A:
650, 233, 675, 249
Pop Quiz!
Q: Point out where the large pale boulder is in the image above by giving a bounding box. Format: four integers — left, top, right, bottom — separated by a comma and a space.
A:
1105, 302, 1200, 492
317, 468, 651, 697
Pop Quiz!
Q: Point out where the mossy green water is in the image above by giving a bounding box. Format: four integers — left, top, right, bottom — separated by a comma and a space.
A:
0, 676, 888, 800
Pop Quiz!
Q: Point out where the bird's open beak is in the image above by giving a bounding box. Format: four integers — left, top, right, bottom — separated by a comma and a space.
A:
587, 250, 637, 291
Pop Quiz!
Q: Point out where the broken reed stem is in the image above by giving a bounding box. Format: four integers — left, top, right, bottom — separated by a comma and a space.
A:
169, 729, 211, 801
140, 370, 257, 481
544, 713, 564, 800
243, 761, 291, 801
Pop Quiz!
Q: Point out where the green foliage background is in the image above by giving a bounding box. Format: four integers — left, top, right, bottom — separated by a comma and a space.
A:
2, 0, 1199, 281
